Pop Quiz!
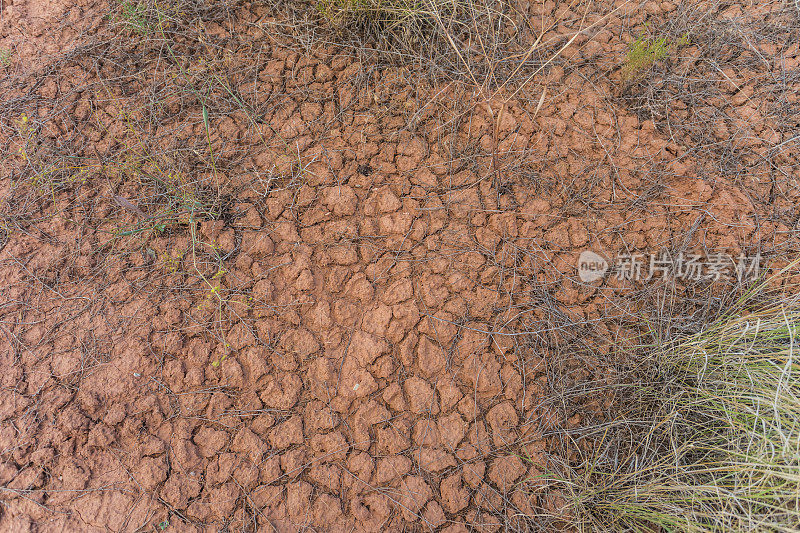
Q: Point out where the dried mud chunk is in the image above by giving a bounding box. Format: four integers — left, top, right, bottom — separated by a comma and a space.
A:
475, 227, 501, 251
370, 354, 396, 378
209, 482, 240, 519
455, 327, 490, 359
280, 327, 319, 361
233, 462, 259, 490
422, 500, 447, 528
436, 379, 463, 412
486, 401, 519, 447
348, 330, 390, 366
382, 277, 413, 305
345, 272, 373, 301
361, 304, 392, 337
194, 427, 228, 458
398, 475, 433, 521
58, 404, 89, 432
220, 357, 245, 388
488, 454, 527, 490
461, 458, 486, 489
351, 493, 391, 532
461, 353, 503, 395
366, 186, 401, 215
281, 447, 308, 479
374, 455, 411, 485
309, 463, 342, 492
294, 269, 315, 291
310, 431, 349, 461
440, 473, 470, 513
345, 452, 374, 492
171, 438, 202, 471
307, 356, 335, 400
501, 364, 523, 401
307, 300, 333, 333
73, 490, 139, 530
397, 332, 418, 367
271, 220, 300, 246
268, 415, 304, 449
160, 473, 202, 510
378, 212, 414, 235
259, 372, 303, 409
476, 511, 502, 532
396, 137, 426, 172
416, 336, 446, 378
304, 400, 337, 431
353, 400, 390, 450
240, 346, 269, 382
468, 420, 493, 456
287, 480, 313, 518
251, 413, 276, 436
382, 383, 406, 412
333, 299, 359, 327
418, 311, 457, 345
376, 424, 410, 455
206, 453, 237, 485
134, 455, 168, 491
327, 242, 359, 265
311, 493, 343, 526
258, 455, 282, 484
474, 483, 503, 511
438, 412, 468, 450
403, 376, 438, 415
321, 186, 357, 216
231, 427, 265, 464
412, 419, 440, 447
442, 524, 470, 533
445, 188, 481, 219
251, 485, 283, 515
416, 447, 456, 472
3, 516, 33, 533
87, 423, 115, 448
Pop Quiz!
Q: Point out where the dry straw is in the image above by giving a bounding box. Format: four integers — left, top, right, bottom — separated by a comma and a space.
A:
553, 267, 800, 532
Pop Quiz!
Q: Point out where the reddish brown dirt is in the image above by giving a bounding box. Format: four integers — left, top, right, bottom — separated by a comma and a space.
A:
0, 0, 798, 531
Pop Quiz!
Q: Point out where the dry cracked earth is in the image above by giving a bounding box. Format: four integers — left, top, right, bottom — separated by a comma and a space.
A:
0, 0, 799, 531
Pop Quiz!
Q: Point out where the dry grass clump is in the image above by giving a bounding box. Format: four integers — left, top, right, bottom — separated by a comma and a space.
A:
315, 0, 465, 43
553, 273, 800, 532
291, 0, 585, 85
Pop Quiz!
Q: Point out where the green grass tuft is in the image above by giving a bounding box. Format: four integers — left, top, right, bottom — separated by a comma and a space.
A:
623, 30, 689, 81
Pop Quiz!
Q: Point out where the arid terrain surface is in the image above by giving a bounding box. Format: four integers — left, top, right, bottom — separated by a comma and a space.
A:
0, 0, 798, 531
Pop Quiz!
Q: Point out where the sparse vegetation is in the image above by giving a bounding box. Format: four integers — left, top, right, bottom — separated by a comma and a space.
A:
622, 29, 689, 81
552, 272, 800, 531
114, 0, 169, 34
0, 48, 11, 67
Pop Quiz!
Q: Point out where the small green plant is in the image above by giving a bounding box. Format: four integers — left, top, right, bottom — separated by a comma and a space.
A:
114, 0, 168, 35
623, 30, 690, 81
0, 48, 11, 67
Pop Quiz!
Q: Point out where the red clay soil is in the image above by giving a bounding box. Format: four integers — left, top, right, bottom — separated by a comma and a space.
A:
0, 0, 799, 531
